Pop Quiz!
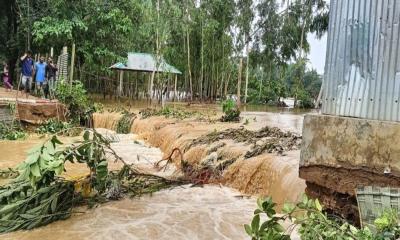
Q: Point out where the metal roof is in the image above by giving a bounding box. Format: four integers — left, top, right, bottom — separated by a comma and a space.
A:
110, 52, 182, 74
322, 0, 400, 122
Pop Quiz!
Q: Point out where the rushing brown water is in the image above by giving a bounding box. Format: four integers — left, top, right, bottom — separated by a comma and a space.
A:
1, 105, 310, 239
0, 131, 270, 239
3, 186, 260, 240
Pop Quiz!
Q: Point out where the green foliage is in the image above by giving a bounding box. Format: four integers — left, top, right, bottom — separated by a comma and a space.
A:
36, 119, 75, 135
297, 89, 315, 108
0, 122, 27, 141
244, 197, 291, 239
0, 128, 182, 233
1, 0, 329, 104
62, 130, 110, 192
245, 196, 400, 240
116, 111, 136, 134
0, 130, 108, 233
0, 180, 75, 233
374, 210, 400, 239
55, 80, 94, 124
16, 136, 65, 189
221, 99, 241, 122
303, 69, 322, 99
0, 135, 73, 233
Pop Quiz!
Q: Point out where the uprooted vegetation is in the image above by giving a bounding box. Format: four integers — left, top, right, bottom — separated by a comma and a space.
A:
139, 107, 204, 120
0, 129, 183, 233
155, 147, 230, 186
190, 126, 301, 158
116, 111, 136, 134
221, 99, 241, 122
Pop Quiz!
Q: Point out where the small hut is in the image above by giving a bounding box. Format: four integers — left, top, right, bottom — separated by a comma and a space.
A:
110, 52, 182, 100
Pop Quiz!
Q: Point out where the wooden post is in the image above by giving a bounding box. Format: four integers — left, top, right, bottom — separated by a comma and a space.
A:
119, 70, 124, 97
237, 58, 243, 106
174, 74, 178, 102
70, 43, 76, 84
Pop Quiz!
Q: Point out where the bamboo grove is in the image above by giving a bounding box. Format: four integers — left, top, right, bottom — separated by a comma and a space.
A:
0, 0, 328, 106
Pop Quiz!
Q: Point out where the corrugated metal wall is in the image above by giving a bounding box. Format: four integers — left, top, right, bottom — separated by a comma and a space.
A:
323, 0, 400, 121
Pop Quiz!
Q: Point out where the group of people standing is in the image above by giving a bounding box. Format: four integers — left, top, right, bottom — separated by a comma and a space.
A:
3, 50, 58, 98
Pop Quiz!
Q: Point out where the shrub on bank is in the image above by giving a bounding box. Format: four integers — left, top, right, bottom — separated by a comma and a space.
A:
221, 99, 241, 122
55, 80, 96, 124
0, 122, 27, 140
35, 118, 78, 136
245, 196, 400, 240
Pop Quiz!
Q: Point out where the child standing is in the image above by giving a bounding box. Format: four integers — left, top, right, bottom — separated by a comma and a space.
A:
2, 64, 13, 92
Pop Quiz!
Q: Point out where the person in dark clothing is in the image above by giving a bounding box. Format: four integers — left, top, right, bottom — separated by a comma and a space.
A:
45, 57, 58, 99
20, 50, 35, 98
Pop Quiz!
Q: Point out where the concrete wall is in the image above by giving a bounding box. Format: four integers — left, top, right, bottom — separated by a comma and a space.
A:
301, 114, 400, 175
299, 114, 400, 223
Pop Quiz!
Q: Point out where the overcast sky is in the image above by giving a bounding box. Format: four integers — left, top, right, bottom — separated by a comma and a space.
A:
308, 33, 327, 74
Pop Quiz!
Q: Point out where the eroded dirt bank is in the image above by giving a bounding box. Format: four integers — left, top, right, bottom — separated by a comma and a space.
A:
93, 111, 306, 204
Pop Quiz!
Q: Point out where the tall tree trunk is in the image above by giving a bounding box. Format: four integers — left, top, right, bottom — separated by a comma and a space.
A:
200, 18, 204, 101
259, 67, 263, 100
237, 58, 243, 106
149, 0, 161, 104
187, 28, 193, 101
174, 74, 178, 102
244, 42, 250, 104
224, 72, 231, 99
118, 70, 123, 97
186, 0, 193, 101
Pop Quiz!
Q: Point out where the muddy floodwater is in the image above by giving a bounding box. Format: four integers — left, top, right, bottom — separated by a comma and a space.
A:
0, 107, 309, 239
3, 186, 258, 240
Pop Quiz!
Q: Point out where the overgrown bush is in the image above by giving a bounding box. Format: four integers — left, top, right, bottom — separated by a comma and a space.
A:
245, 196, 400, 240
0, 122, 27, 140
36, 119, 75, 135
297, 89, 315, 108
55, 80, 96, 124
221, 99, 240, 122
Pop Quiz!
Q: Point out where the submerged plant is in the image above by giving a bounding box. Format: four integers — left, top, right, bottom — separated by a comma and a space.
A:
221, 99, 240, 122
0, 121, 27, 140
36, 119, 77, 135
116, 111, 136, 134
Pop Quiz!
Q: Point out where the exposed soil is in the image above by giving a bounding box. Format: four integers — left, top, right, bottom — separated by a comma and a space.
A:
300, 165, 400, 226
299, 165, 400, 195
305, 181, 360, 226
17, 102, 67, 124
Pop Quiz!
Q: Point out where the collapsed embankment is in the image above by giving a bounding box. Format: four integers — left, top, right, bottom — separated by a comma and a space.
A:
300, 114, 400, 225
93, 111, 306, 205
